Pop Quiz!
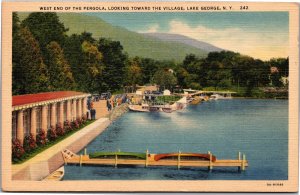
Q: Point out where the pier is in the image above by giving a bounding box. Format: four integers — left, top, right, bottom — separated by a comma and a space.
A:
62, 149, 248, 171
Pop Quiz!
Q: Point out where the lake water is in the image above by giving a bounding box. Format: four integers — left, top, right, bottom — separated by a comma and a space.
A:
64, 99, 288, 180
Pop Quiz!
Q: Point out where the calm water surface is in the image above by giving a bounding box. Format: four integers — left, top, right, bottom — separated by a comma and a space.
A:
64, 99, 288, 180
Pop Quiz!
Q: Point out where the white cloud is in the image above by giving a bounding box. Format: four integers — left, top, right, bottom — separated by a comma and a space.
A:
138, 23, 160, 33
166, 20, 288, 60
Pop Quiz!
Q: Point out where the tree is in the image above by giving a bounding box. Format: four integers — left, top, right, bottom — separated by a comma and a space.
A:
269, 57, 289, 77
176, 67, 189, 88
139, 58, 159, 84
153, 69, 177, 91
21, 12, 68, 54
45, 41, 76, 90
63, 34, 85, 90
125, 57, 142, 92
81, 41, 103, 93
206, 61, 224, 90
98, 38, 127, 92
12, 24, 50, 95
64, 32, 100, 92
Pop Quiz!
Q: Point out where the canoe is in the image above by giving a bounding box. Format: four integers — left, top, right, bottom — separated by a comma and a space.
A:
89, 151, 147, 160
42, 166, 64, 181
154, 153, 217, 162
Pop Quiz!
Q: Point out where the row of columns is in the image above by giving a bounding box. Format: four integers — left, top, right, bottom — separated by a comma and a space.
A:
16, 97, 88, 145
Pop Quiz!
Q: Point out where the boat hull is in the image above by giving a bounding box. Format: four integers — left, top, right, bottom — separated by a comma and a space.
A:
128, 105, 149, 112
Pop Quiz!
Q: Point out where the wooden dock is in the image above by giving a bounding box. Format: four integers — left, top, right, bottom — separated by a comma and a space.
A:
62, 149, 248, 171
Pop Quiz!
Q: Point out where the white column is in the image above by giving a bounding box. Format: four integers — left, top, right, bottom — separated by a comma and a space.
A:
17, 110, 24, 145
41, 105, 48, 136
67, 100, 71, 121
30, 108, 37, 140
78, 99, 82, 118
59, 102, 64, 127
50, 103, 56, 127
73, 99, 77, 120
83, 97, 87, 117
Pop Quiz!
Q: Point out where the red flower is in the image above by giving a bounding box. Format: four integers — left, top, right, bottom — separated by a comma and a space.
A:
56, 123, 65, 136
23, 133, 37, 153
48, 126, 57, 141
12, 138, 25, 160
36, 129, 47, 146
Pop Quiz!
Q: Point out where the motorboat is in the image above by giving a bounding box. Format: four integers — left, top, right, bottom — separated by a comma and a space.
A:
128, 103, 150, 112
190, 96, 201, 105
209, 93, 232, 100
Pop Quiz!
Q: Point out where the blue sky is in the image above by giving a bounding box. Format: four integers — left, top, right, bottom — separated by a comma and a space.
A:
87, 12, 289, 60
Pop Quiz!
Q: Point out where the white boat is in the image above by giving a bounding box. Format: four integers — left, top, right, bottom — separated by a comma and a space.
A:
128, 103, 150, 112
42, 166, 64, 181
171, 97, 188, 110
209, 93, 232, 100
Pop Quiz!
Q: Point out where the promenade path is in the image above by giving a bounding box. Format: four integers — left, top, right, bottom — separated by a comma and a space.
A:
12, 117, 111, 180
93, 100, 109, 119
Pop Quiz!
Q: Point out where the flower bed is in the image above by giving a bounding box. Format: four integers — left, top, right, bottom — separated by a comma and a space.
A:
12, 117, 94, 164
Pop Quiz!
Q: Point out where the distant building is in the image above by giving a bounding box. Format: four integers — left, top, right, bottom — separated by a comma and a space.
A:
12, 91, 90, 146
163, 89, 171, 96
136, 85, 158, 95
270, 67, 279, 73
281, 76, 289, 86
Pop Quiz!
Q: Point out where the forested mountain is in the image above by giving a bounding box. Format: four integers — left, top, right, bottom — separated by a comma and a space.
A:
19, 13, 208, 62
143, 33, 223, 52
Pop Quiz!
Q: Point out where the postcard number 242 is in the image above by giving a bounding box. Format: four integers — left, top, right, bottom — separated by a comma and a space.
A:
240, 6, 249, 10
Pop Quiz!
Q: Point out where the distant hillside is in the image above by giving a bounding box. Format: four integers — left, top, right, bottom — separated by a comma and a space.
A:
18, 13, 208, 62
143, 33, 223, 52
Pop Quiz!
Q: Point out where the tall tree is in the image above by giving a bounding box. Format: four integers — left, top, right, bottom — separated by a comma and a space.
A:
63, 34, 85, 90
12, 25, 50, 95
153, 69, 177, 91
81, 40, 103, 93
125, 57, 142, 92
139, 58, 159, 84
98, 38, 127, 92
21, 12, 68, 54
64, 32, 99, 92
45, 41, 76, 90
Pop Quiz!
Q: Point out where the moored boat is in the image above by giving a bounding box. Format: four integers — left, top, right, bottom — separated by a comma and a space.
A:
42, 166, 65, 181
190, 96, 201, 105
154, 153, 217, 162
162, 107, 173, 113
209, 93, 233, 100
89, 151, 147, 160
128, 104, 150, 112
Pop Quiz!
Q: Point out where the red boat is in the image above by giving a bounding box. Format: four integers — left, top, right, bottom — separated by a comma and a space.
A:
154, 153, 217, 162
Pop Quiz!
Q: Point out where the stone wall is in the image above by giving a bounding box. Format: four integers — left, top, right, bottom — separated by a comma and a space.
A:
109, 103, 129, 121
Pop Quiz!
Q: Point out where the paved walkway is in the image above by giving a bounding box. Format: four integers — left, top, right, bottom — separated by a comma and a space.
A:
12, 117, 110, 176
91, 100, 110, 119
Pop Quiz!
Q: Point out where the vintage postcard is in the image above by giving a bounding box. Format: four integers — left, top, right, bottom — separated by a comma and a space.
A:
1, 1, 299, 192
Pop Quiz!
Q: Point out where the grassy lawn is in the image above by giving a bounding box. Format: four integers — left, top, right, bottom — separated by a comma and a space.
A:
154, 95, 182, 104
12, 120, 95, 164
